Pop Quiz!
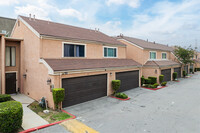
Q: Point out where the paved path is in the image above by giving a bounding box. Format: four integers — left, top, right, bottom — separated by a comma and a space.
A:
63, 72, 200, 133
11, 94, 49, 130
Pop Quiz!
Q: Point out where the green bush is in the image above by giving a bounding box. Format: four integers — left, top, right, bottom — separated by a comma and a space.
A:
144, 84, 149, 87
144, 78, 151, 84
153, 83, 159, 88
195, 68, 200, 71
115, 92, 128, 99
189, 68, 193, 73
183, 70, 186, 77
194, 68, 197, 72
141, 76, 145, 86
52, 88, 65, 109
161, 82, 167, 86
173, 72, 177, 80
0, 101, 23, 133
159, 75, 164, 84
0, 94, 11, 102
112, 80, 121, 94
148, 77, 157, 84
148, 84, 156, 88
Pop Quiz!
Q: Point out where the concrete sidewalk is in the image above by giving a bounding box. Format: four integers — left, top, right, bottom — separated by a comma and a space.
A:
11, 94, 49, 130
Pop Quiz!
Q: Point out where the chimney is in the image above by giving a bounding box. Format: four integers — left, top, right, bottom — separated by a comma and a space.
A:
33, 15, 35, 21
153, 41, 155, 44
147, 39, 148, 42
29, 14, 31, 20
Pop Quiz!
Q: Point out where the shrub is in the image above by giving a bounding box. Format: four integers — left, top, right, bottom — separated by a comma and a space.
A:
115, 92, 128, 99
141, 76, 145, 86
161, 82, 167, 86
153, 83, 159, 88
159, 75, 164, 84
144, 84, 149, 87
0, 101, 23, 133
52, 88, 65, 109
189, 68, 193, 73
173, 72, 177, 80
196, 68, 200, 71
194, 68, 197, 72
112, 80, 121, 94
183, 70, 186, 77
148, 77, 157, 84
144, 78, 151, 84
148, 84, 156, 88
0, 94, 11, 102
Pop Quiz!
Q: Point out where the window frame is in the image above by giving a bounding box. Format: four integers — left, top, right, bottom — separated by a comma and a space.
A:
162, 52, 167, 60
5, 46, 16, 67
149, 51, 157, 60
62, 42, 86, 58
103, 46, 118, 58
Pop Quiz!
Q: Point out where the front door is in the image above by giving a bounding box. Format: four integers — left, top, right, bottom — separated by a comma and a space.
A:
6, 72, 17, 94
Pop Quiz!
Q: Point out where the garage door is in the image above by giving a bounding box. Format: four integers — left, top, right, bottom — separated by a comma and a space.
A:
161, 69, 171, 81
174, 67, 181, 78
116, 70, 139, 92
184, 65, 188, 74
62, 74, 107, 107
190, 64, 194, 72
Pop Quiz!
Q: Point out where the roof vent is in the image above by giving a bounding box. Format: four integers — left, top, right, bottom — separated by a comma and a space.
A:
33, 15, 35, 21
119, 33, 123, 37
29, 14, 31, 20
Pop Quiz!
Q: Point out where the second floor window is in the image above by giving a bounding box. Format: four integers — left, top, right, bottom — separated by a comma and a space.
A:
162, 53, 167, 59
63, 44, 85, 57
6, 46, 16, 66
150, 51, 156, 59
104, 47, 117, 58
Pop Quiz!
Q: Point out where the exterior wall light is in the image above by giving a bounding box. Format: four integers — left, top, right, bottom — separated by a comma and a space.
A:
23, 74, 27, 79
110, 72, 112, 75
155, 69, 157, 74
47, 78, 51, 85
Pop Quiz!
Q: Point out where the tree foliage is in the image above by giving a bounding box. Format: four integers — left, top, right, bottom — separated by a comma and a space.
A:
174, 46, 195, 65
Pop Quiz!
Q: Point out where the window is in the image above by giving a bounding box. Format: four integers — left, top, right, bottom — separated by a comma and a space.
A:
104, 47, 117, 57
162, 53, 167, 59
6, 46, 16, 66
63, 43, 85, 57
150, 52, 156, 59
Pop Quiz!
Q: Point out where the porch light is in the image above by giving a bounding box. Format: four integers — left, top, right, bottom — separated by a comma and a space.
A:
47, 78, 51, 85
155, 69, 157, 74
110, 72, 112, 75
23, 74, 27, 79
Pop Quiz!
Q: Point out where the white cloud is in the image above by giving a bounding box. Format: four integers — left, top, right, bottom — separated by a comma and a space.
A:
0, 0, 19, 6
106, 0, 140, 8
57, 8, 86, 21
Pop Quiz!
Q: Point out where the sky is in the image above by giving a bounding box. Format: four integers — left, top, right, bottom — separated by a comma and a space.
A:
0, 0, 200, 49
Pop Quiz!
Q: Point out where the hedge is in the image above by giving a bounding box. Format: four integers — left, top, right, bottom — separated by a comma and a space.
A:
115, 92, 128, 99
112, 80, 121, 94
161, 82, 167, 86
144, 78, 151, 84
189, 68, 193, 73
0, 101, 23, 133
52, 88, 65, 109
141, 76, 145, 86
159, 75, 164, 84
195, 68, 200, 71
0, 94, 11, 102
148, 76, 157, 84
173, 72, 177, 80
183, 70, 186, 77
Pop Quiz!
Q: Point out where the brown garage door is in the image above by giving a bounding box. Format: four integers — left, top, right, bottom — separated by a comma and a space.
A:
174, 67, 181, 78
161, 69, 171, 81
116, 70, 139, 92
62, 74, 107, 107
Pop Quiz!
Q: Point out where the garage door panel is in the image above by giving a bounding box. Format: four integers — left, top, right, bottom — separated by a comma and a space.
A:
174, 67, 181, 78
161, 69, 171, 82
62, 74, 107, 107
116, 70, 139, 92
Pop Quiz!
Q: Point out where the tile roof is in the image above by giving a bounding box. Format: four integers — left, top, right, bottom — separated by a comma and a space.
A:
117, 36, 173, 51
44, 59, 141, 71
19, 16, 125, 46
144, 60, 181, 67
0, 16, 16, 36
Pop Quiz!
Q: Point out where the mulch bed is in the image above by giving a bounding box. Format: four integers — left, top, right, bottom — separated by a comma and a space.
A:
142, 86, 167, 91
110, 96, 130, 101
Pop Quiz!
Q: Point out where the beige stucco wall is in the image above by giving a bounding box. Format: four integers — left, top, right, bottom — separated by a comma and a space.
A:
41, 39, 126, 59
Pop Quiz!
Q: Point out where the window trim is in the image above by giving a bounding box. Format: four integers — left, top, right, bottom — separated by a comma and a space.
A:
149, 51, 157, 60
62, 42, 87, 58
103, 46, 118, 58
5, 46, 16, 67
162, 52, 167, 60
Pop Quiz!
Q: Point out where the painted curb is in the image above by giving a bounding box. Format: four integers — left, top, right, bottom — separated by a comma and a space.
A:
19, 110, 76, 133
142, 86, 167, 91
110, 96, 130, 101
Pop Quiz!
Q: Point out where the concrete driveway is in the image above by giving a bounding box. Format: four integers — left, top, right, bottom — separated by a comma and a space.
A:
62, 72, 200, 133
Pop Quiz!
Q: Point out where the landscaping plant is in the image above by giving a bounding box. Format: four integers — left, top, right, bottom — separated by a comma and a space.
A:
173, 72, 177, 81
0, 101, 23, 133
52, 88, 65, 109
153, 83, 159, 88
115, 92, 128, 99
141, 76, 145, 86
159, 75, 164, 84
148, 77, 157, 84
161, 82, 167, 86
183, 70, 186, 77
144, 78, 151, 84
112, 80, 121, 94
0, 94, 11, 102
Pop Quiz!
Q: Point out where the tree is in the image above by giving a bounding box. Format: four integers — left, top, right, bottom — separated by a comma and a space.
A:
174, 46, 195, 65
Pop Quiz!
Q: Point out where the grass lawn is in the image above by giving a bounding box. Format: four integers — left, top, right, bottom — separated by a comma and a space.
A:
28, 101, 72, 123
